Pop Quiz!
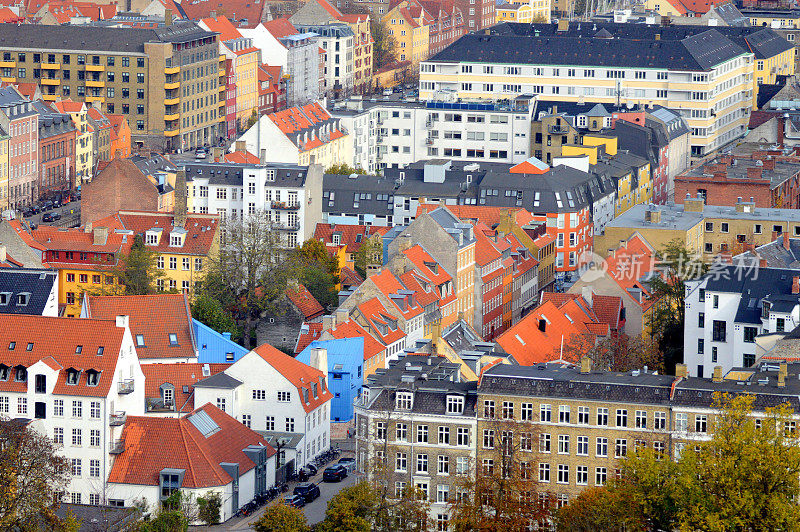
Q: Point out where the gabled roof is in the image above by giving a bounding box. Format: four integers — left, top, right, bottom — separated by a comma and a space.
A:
108, 404, 275, 487
327, 319, 385, 361
357, 297, 406, 345
251, 343, 333, 413
201, 15, 243, 41
295, 321, 323, 355
262, 17, 299, 39
369, 269, 425, 320
141, 362, 230, 414
604, 234, 660, 311
0, 315, 126, 396
285, 283, 325, 320
340, 267, 364, 289
94, 211, 219, 257
180, 0, 264, 27
0, 269, 56, 315
83, 293, 196, 360
417, 204, 534, 228
314, 223, 388, 254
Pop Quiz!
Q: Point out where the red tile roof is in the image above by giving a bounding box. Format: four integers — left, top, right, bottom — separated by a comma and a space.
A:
29, 224, 132, 255
357, 297, 406, 345
285, 283, 325, 320
294, 322, 323, 355
84, 293, 196, 360
201, 15, 242, 41
108, 404, 275, 487
417, 204, 534, 228
327, 319, 384, 361
251, 343, 333, 413
603, 234, 660, 311
141, 362, 230, 413
181, 0, 264, 27
262, 17, 298, 39
224, 150, 260, 164
402, 245, 456, 305
339, 267, 364, 288
0, 6, 22, 21
52, 99, 85, 114
369, 269, 425, 320
0, 315, 126, 397
94, 211, 219, 257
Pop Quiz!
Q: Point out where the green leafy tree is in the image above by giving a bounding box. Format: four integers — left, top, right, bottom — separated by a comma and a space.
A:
138, 490, 191, 532
191, 294, 241, 343
326, 163, 367, 175
112, 234, 167, 295
556, 393, 800, 531
294, 239, 339, 310
319, 482, 375, 532
196, 492, 221, 526
352, 236, 383, 278
253, 502, 310, 532
370, 17, 398, 71
0, 417, 71, 531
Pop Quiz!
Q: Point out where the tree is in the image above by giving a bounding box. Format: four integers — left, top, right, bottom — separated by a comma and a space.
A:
138, 490, 190, 532
253, 502, 310, 532
318, 481, 375, 532
559, 333, 664, 373
295, 239, 339, 310
196, 492, 221, 526
0, 418, 71, 531
111, 234, 167, 295
352, 236, 383, 278
326, 163, 367, 175
449, 416, 551, 532
197, 213, 290, 347
370, 17, 398, 70
191, 294, 241, 343
646, 239, 707, 373
556, 393, 800, 531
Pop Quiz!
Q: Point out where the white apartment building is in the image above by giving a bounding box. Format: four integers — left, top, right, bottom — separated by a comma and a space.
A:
0, 314, 145, 505
683, 265, 800, 377
194, 343, 333, 469
328, 95, 534, 172
293, 23, 355, 96
185, 162, 323, 248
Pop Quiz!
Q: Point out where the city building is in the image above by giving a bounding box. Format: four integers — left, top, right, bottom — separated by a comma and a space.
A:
383, 1, 432, 65
0, 314, 146, 506
259, 282, 325, 354
140, 361, 231, 417
0, 268, 58, 316
236, 103, 351, 168
419, 22, 796, 156
297, 340, 364, 422
0, 86, 39, 209
194, 320, 249, 363
327, 96, 534, 172
420, 0, 465, 57
52, 99, 93, 185
0, 22, 223, 151
314, 223, 388, 274
32, 100, 77, 200
291, 24, 355, 97
184, 161, 323, 249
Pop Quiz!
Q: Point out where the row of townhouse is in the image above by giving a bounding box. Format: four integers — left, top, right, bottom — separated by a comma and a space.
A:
354, 354, 800, 527
419, 22, 796, 157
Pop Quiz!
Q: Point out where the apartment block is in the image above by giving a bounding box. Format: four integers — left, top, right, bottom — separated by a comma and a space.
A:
420, 22, 795, 156
33, 100, 77, 199
292, 23, 355, 97
0, 22, 222, 151
328, 96, 534, 172
0, 86, 39, 209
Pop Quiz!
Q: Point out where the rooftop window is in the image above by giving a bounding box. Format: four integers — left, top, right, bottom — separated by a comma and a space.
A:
26, 342, 33, 351
8, 342, 15, 350
66, 369, 80, 385
136, 334, 145, 347
75, 345, 83, 354
168, 333, 178, 346
86, 370, 99, 386
15, 366, 27, 382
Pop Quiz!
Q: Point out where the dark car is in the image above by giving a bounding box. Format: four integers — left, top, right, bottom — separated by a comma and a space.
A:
305, 463, 318, 476
21, 208, 34, 218
284, 494, 306, 508
41, 200, 53, 211
41, 212, 57, 222
293, 482, 320, 502
323, 464, 348, 482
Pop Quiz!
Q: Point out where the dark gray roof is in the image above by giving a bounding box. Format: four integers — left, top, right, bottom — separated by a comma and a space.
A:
0, 269, 56, 315
185, 162, 309, 187
132, 153, 177, 175
736, 238, 800, 269
0, 87, 37, 118
32, 101, 77, 140
323, 173, 397, 217
293, 23, 354, 38
712, 3, 750, 27
703, 265, 800, 323
0, 21, 214, 53
193, 372, 243, 389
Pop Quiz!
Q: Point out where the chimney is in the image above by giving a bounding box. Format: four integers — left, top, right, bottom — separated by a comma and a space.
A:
165, 8, 173, 25
712, 365, 723, 383
580, 356, 592, 374
174, 168, 188, 229
310, 347, 328, 375
747, 167, 763, 180
772, 230, 779, 241
335, 307, 349, 326
396, 234, 412, 253
792, 276, 799, 295
212, 146, 223, 162
366, 264, 381, 278
582, 286, 593, 307
260, 149, 267, 165
763, 157, 776, 171
675, 363, 688, 378
93, 226, 109, 246
684, 195, 704, 213
778, 372, 786, 388
84, 222, 93, 233
322, 314, 335, 331
760, 258, 768, 268
784, 231, 790, 251
0, 245, 6, 263
115, 315, 129, 328
235, 140, 246, 153
780, 362, 788, 378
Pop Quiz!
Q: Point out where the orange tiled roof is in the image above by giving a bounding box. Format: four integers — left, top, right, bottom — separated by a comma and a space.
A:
0, 6, 22, 21
224, 151, 260, 164
84, 293, 196, 360
262, 17, 298, 39
417, 204, 534, 228
141, 362, 230, 413
268, 103, 342, 151
251, 343, 333, 413
369, 269, 424, 320
604, 234, 660, 311
294, 322, 323, 355
201, 15, 242, 41
94, 211, 219, 257
339, 267, 364, 288
108, 404, 275, 487
398, 270, 439, 308
328, 319, 384, 361
357, 297, 406, 345
52, 98, 84, 114
402, 245, 453, 287
285, 283, 325, 320
181, 0, 264, 27
0, 315, 126, 397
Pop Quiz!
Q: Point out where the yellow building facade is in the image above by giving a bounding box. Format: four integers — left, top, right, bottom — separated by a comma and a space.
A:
232, 49, 259, 130
55, 101, 94, 185
497, 4, 533, 22
382, 2, 431, 65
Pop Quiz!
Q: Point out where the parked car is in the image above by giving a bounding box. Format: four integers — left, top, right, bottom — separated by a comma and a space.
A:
293, 483, 320, 503
42, 212, 61, 223
338, 457, 356, 472
21, 208, 34, 218
323, 464, 348, 482
383, 88, 392, 96
284, 494, 306, 508
41, 200, 53, 211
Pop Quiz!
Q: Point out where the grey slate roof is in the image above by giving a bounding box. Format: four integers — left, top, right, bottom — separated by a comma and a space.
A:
703, 265, 800, 324
193, 372, 243, 389
32, 101, 77, 140
0, 269, 56, 315
132, 153, 177, 175
0, 20, 214, 53
735, 238, 800, 269
185, 162, 309, 187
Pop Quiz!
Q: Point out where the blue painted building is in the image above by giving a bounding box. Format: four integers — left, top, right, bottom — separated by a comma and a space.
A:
297, 338, 364, 422
193, 319, 249, 363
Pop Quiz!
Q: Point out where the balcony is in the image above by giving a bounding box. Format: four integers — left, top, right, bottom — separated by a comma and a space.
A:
41, 62, 60, 70
164, 81, 180, 90
548, 125, 570, 134
42, 94, 57, 101
273, 222, 300, 231
109, 411, 126, 426
164, 97, 180, 105
40, 78, 60, 86
118, 378, 134, 394
164, 113, 180, 121
1, 77, 15, 84
271, 201, 300, 210
86, 80, 105, 88
0, 60, 15, 68
85, 95, 105, 103
164, 65, 180, 75
85, 64, 104, 71
165, 127, 180, 137
109, 437, 125, 454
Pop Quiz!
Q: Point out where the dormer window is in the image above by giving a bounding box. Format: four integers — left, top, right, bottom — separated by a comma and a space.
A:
75, 345, 83, 354
0, 365, 9, 380
396, 391, 413, 410
26, 343, 33, 351
170, 235, 181, 246
168, 333, 178, 346
14, 366, 27, 382
136, 335, 145, 347
97, 346, 104, 355
66, 369, 80, 385
86, 370, 99, 386
145, 231, 160, 245
333, 234, 340, 245
0, 292, 10, 305
447, 395, 464, 414
161, 384, 175, 406
312, 383, 318, 398
8, 342, 15, 350
17, 293, 30, 306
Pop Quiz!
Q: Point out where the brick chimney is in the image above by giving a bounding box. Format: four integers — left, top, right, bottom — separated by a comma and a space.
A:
675, 363, 688, 378
93, 226, 108, 246
763, 157, 776, 171
760, 258, 768, 268
747, 166, 763, 179
793, 276, 799, 295
784, 231, 790, 251
174, 168, 187, 229
580, 356, 592, 374
712, 365, 723, 383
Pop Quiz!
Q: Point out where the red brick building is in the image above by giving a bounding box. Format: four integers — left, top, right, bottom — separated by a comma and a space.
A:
33, 101, 77, 200
674, 152, 800, 209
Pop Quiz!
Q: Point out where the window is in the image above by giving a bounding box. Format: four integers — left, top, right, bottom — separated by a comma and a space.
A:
168, 333, 178, 346
777, 318, 786, 332
396, 423, 408, 442
252, 389, 266, 400
540, 433, 551, 453
484, 400, 495, 418
265, 416, 275, 431
72, 428, 82, 446
595, 467, 607, 486
576, 465, 588, 486
457, 427, 470, 446
482, 459, 494, 476
416, 454, 428, 473
539, 463, 550, 482
695, 414, 707, 433
90, 402, 100, 419
72, 400, 82, 418
438, 455, 449, 475
698, 339, 705, 354
483, 429, 495, 449
577, 435, 589, 456
71, 458, 82, 477
744, 326, 758, 343
713, 294, 719, 309
502, 401, 514, 419
675, 412, 688, 432
540, 404, 551, 422
216, 398, 225, 411
396, 391, 413, 410
699, 312, 705, 328
438, 426, 450, 445
558, 434, 570, 454
396, 452, 407, 472
417, 425, 429, 443
597, 407, 608, 426
712, 320, 726, 342
436, 484, 449, 503
635, 410, 647, 429
54, 400, 63, 416
521, 402, 533, 421
54, 427, 64, 444
557, 464, 569, 484
615, 439, 627, 458
654, 411, 666, 430
90, 430, 100, 447
616, 409, 628, 427
285, 417, 295, 432
559, 405, 570, 423
277, 391, 291, 402
596, 437, 608, 457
